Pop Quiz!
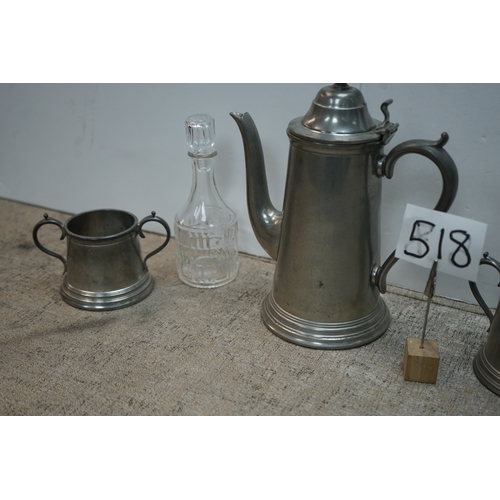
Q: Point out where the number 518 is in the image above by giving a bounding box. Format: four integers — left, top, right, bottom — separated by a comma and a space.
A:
404, 220, 472, 268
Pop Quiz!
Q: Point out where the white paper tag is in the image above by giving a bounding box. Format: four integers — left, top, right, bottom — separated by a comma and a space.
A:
395, 204, 488, 282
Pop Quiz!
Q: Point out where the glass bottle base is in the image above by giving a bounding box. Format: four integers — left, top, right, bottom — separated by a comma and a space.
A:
175, 223, 239, 288
177, 253, 238, 288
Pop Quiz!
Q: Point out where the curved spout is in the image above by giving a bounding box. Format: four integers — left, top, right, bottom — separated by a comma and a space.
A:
230, 112, 282, 260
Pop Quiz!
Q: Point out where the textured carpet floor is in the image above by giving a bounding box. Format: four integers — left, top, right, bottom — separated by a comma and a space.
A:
1, 198, 499, 415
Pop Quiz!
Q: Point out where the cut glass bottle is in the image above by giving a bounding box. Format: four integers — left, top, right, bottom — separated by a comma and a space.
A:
174, 114, 238, 288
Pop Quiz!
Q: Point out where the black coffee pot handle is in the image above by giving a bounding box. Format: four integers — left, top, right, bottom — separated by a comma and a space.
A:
32, 214, 67, 273
138, 211, 171, 266
373, 133, 459, 293
469, 252, 500, 327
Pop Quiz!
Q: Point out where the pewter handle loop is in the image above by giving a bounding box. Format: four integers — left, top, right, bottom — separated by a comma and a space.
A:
138, 211, 171, 267
374, 133, 459, 293
32, 213, 67, 273
469, 252, 500, 327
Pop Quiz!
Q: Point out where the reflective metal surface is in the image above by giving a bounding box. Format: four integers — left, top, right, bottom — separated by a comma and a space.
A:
33, 209, 170, 310
300, 83, 376, 135
288, 83, 398, 144
231, 84, 459, 349
470, 252, 500, 396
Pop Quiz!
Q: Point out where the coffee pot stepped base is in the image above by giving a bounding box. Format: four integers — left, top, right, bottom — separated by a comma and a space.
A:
60, 272, 154, 311
473, 347, 500, 397
261, 293, 391, 349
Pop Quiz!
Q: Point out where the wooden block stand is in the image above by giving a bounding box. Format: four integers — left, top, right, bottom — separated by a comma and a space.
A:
403, 337, 440, 384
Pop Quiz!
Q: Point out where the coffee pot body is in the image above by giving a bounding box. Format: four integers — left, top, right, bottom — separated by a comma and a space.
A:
231, 84, 459, 349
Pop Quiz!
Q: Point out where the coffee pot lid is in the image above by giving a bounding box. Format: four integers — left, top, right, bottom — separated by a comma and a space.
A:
288, 83, 398, 144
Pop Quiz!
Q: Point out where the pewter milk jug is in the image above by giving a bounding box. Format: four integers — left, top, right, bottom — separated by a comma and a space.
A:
230, 83, 459, 349
469, 253, 500, 396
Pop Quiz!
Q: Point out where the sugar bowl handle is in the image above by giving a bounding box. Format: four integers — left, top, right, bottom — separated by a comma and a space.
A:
32, 214, 67, 273
373, 133, 460, 293
138, 211, 171, 267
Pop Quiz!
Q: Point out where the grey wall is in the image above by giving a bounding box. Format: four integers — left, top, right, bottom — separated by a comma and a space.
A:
1, 83, 499, 307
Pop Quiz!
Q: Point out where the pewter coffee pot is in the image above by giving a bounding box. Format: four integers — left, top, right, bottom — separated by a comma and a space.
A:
470, 253, 500, 396
230, 83, 459, 349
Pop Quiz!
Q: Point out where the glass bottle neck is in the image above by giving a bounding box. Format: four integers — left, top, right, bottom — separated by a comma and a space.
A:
175, 151, 234, 227
188, 154, 222, 207
190, 154, 216, 175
